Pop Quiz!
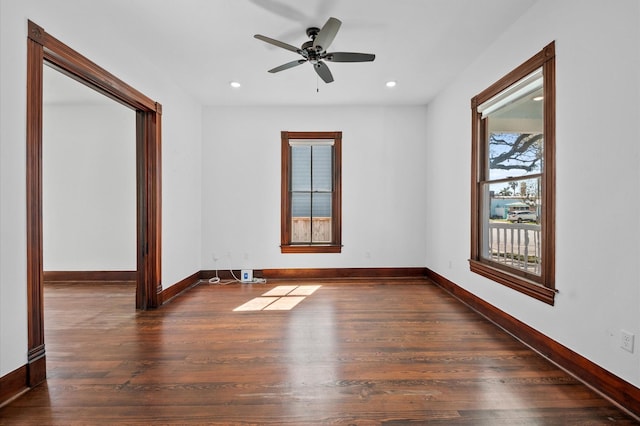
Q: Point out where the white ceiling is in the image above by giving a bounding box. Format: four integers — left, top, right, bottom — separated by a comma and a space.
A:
43, 0, 538, 107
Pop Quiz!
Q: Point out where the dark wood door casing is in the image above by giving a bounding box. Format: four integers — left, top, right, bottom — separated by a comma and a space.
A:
25, 20, 162, 386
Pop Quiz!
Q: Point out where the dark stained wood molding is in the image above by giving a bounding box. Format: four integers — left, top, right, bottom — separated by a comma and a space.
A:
280, 131, 342, 253
426, 268, 640, 419
136, 106, 162, 309
27, 20, 45, 45
25, 19, 162, 389
159, 272, 200, 304
469, 260, 555, 305
199, 270, 263, 281
26, 350, 46, 387
263, 267, 428, 280
198, 268, 427, 282
0, 365, 29, 408
473, 42, 555, 106
26, 25, 45, 390
469, 41, 556, 303
542, 43, 557, 289
43, 271, 137, 282
280, 245, 342, 254
30, 21, 156, 112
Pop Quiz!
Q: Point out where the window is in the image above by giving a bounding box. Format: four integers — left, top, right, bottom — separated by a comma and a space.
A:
470, 42, 556, 304
281, 131, 342, 253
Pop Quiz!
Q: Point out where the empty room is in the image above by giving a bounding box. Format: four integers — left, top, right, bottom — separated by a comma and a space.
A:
1, 0, 639, 424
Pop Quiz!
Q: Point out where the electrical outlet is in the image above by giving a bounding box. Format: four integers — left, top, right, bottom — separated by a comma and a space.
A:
621, 330, 635, 353
241, 269, 253, 283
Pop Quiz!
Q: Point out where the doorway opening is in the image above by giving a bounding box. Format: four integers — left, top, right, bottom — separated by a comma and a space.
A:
26, 20, 161, 387
43, 64, 137, 280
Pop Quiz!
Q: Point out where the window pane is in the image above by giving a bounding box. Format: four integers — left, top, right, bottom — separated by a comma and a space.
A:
481, 177, 542, 276
291, 192, 311, 243
486, 77, 544, 181
312, 193, 332, 243
290, 144, 334, 244
487, 131, 544, 181
291, 145, 311, 191
312, 192, 331, 217
291, 192, 310, 217
291, 193, 332, 244
312, 145, 332, 191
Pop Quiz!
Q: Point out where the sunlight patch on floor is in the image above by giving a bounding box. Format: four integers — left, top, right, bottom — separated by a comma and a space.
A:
233, 285, 321, 311
261, 285, 299, 297
232, 297, 280, 311
289, 285, 322, 296
263, 296, 305, 310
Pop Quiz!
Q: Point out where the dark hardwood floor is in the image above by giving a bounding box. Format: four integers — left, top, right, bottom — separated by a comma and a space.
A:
0, 278, 636, 425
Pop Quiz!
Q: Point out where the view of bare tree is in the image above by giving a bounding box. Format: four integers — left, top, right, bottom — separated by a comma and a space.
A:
490, 133, 543, 172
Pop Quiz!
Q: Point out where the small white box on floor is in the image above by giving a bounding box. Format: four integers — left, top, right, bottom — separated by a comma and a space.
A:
241, 269, 253, 283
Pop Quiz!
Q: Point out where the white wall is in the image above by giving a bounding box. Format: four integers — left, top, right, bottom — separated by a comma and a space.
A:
43, 102, 136, 271
202, 106, 428, 271
425, 0, 640, 386
0, 1, 202, 376
3, 0, 639, 401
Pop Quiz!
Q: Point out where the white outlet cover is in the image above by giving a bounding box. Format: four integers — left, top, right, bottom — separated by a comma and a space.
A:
241, 269, 253, 283
621, 330, 635, 353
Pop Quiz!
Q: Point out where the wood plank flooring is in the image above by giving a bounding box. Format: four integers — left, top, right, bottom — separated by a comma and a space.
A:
0, 279, 636, 425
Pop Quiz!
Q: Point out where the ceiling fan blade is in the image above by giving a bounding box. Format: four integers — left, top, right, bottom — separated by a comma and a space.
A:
326, 52, 376, 62
268, 59, 307, 73
254, 34, 301, 54
314, 61, 334, 83
313, 17, 341, 51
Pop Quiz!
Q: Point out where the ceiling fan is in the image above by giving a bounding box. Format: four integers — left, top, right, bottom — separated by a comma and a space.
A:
254, 17, 375, 83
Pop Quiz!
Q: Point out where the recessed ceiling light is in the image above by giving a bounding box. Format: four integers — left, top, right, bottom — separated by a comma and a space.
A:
386, 81, 397, 88
230, 81, 241, 88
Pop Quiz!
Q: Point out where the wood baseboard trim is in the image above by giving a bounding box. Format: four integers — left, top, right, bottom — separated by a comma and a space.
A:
198, 270, 264, 281
198, 267, 427, 282
27, 352, 46, 388
262, 267, 428, 280
426, 268, 640, 419
43, 270, 136, 282
160, 271, 201, 305
0, 365, 29, 408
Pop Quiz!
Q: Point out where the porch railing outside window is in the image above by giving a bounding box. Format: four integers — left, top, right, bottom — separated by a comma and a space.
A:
487, 222, 541, 275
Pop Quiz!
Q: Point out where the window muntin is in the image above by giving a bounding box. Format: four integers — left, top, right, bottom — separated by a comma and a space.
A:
281, 132, 341, 253
470, 42, 555, 304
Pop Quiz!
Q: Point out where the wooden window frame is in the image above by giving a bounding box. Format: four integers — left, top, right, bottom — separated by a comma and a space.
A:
281, 131, 342, 253
470, 42, 556, 305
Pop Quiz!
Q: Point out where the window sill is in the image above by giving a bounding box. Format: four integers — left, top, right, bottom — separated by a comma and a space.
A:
281, 245, 342, 254
469, 259, 555, 305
